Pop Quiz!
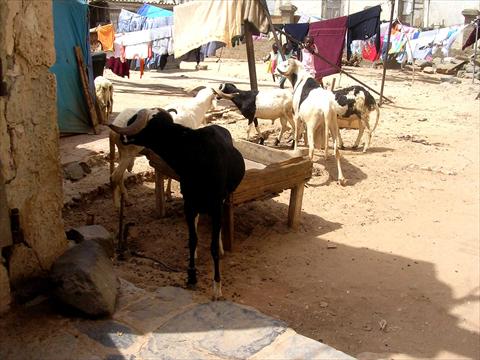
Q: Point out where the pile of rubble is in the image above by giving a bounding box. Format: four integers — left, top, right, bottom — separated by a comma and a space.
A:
406, 55, 480, 79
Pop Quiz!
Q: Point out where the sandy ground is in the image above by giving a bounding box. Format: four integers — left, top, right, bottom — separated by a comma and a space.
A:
63, 54, 480, 359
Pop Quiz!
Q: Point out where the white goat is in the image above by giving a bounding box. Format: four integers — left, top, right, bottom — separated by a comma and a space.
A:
277, 58, 346, 185
109, 87, 217, 207
94, 76, 113, 124
214, 83, 295, 146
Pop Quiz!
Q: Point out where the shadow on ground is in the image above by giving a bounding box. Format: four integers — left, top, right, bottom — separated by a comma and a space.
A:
56, 179, 480, 359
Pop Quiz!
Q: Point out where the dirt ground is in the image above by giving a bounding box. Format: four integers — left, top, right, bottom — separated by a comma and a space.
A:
63, 51, 479, 359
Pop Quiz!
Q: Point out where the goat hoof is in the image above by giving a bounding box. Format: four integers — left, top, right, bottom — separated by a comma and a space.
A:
187, 268, 197, 286
186, 282, 197, 290
258, 138, 265, 145
212, 281, 223, 301
337, 178, 347, 186
274, 138, 280, 146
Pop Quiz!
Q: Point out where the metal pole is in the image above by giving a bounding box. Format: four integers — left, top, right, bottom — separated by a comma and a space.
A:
245, 22, 259, 91
278, 28, 394, 103
379, 0, 396, 106
473, 18, 479, 84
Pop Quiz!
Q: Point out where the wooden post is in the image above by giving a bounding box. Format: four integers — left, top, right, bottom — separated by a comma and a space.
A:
379, 0, 396, 106
221, 195, 234, 252
288, 182, 305, 229
74, 46, 99, 133
155, 171, 166, 218
117, 193, 126, 258
330, 78, 336, 91
473, 17, 479, 84
244, 22, 258, 91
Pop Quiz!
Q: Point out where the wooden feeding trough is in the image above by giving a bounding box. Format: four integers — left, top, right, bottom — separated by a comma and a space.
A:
144, 140, 313, 251
337, 117, 361, 130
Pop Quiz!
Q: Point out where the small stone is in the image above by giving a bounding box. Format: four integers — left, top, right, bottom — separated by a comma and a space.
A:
51, 240, 119, 316
327, 244, 337, 249
423, 66, 435, 74
363, 324, 373, 331
66, 225, 114, 257
63, 161, 88, 181
320, 301, 328, 308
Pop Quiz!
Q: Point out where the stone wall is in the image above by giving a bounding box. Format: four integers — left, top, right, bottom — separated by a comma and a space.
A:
0, 0, 67, 312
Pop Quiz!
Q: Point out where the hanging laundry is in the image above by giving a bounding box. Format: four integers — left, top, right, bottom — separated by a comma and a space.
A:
117, 9, 146, 33
284, 23, 309, 43
137, 4, 173, 18
362, 36, 381, 62
407, 29, 438, 61
173, 0, 269, 58
106, 57, 130, 78
462, 23, 480, 50
97, 24, 114, 51
309, 16, 348, 78
284, 23, 309, 58
347, 5, 381, 60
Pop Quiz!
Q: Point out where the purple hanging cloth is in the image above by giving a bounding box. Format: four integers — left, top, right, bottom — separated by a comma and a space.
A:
462, 24, 480, 50
309, 16, 348, 79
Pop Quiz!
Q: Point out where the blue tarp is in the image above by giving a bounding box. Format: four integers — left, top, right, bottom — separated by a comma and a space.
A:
137, 4, 173, 18
50, 0, 94, 134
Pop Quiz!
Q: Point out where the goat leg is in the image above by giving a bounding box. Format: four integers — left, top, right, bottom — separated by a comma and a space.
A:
210, 207, 223, 300
253, 118, 265, 145
185, 204, 199, 287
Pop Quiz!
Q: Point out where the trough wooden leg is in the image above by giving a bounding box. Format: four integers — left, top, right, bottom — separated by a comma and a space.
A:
288, 182, 305, 229
155, 171, 166, 218
222, 197, 234, 252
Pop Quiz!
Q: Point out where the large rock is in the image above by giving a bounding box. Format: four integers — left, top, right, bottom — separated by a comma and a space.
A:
50, 240, 119, 316
66, 225, 114, 257
8, 243, 43, 287
0, 262, 10, 314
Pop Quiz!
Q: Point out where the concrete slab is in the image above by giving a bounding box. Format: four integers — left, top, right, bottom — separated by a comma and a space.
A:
152, 301, 287, 359
0, 279, 355, 360
250, 329, 355, 360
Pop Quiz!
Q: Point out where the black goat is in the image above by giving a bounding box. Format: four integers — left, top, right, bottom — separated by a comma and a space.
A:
109, 108, 245, 299
214, 83, 295, 146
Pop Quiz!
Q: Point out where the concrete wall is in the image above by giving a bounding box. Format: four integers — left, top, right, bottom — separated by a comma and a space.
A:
426, 0, 479, 27
0, 0, 67, 312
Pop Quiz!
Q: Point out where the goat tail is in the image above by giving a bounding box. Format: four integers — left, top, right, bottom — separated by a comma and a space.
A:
371, 104, 380, 133
109, 131, 115, 175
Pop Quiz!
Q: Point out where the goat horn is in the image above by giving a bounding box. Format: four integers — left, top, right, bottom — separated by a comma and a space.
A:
184, 85, 206, 94
212, 88, 234, 100
108, 108, 155, 136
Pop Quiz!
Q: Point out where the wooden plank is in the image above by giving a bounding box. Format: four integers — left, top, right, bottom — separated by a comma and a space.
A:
74, 46, 99, 134
0, 160, 12, 249
288, 182, 305, 229
337, 117, 361, 130
221, 195, 234, 252
234, 139, 308, 165
244, 22, 258, 92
